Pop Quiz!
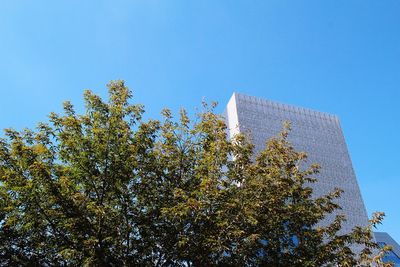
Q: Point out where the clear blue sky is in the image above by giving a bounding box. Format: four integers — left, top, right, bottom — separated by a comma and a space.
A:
1, 1, 399, 242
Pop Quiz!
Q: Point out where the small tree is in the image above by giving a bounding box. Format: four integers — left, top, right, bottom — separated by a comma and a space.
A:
0, 81, 393, 266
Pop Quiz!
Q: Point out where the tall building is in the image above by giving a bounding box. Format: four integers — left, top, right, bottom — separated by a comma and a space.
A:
225, 92, 369, 236
374, 232, 400, 266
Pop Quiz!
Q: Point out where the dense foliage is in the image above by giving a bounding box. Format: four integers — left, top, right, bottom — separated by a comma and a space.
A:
0, 81, 393, 266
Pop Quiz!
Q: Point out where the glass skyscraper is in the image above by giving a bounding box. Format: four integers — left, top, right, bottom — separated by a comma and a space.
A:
225, 92, 369, 237
375, 232, 400, 267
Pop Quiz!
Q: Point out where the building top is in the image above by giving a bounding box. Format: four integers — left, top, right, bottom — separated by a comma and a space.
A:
231, 92, 340, 124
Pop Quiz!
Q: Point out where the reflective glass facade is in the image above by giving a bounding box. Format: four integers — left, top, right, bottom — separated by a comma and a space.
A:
225, 93, 370, 251
375, 232, 400, 267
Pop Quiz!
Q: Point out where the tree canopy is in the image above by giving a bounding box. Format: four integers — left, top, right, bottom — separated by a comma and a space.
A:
0, 81, 393, 266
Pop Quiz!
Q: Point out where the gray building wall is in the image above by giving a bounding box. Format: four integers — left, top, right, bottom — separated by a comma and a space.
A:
225, 92, 369, 236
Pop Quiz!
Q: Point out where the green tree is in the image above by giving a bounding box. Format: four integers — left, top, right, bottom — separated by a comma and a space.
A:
0, 81, 393, 266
